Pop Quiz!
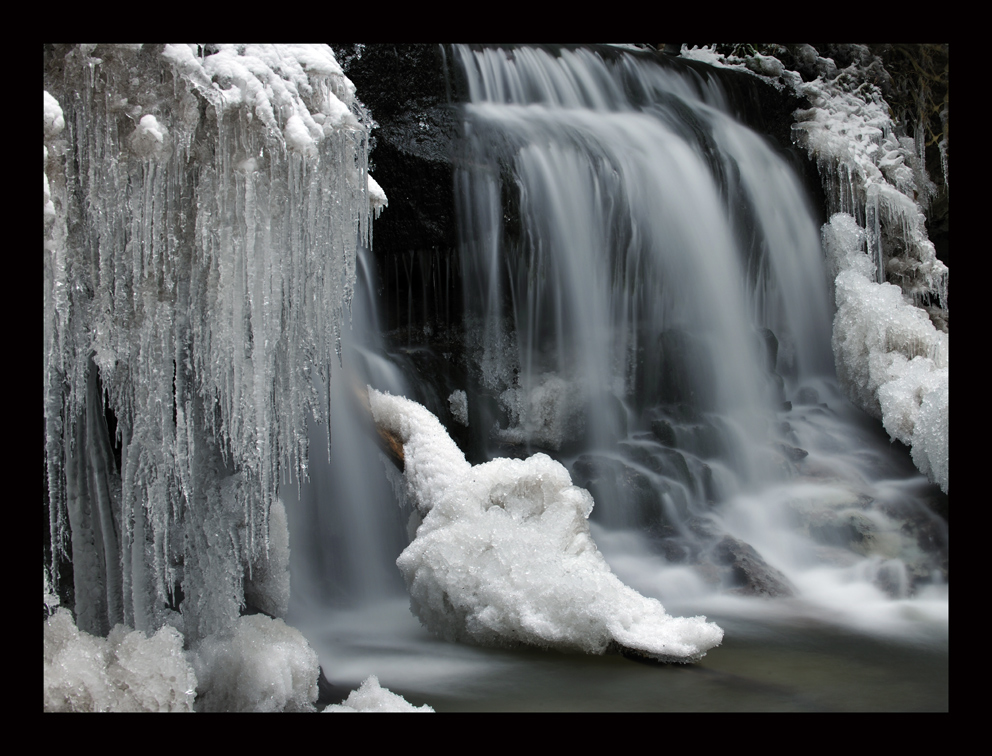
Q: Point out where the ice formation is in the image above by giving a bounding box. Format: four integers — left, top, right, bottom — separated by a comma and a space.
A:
192, 614, 320, 712
323, 675, 434, 712
823, 214, 948, 491
44, 609, 197, 712
43, 44, 384, 646
448, 389, 469, 427
243, 498, 292, 618
368, 388, 724, 662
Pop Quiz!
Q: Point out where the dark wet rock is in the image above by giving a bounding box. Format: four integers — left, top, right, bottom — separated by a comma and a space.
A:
334, 44, 458, 255
656, 329, 715, 410
808, 510, 876, 552
656, 538, 691, 563
650, 417, 677, 447
618, 442, 692, 489
697, 462, 718, 504
871, 559, 910, 599
645, 406, 729, 461
711, 536, 795, 597
777, 443, 809, 462
571, 453, 696, 531
686, 516, 720, 541
794, 385, 820, 405
572, 454, 656, 524
757, 327, 779, 372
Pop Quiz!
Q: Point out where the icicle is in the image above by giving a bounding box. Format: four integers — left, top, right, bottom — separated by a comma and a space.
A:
864, 187, 882, 285
44, 45, 385, 643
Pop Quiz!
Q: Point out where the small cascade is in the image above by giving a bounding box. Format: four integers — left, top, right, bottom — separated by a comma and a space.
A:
285, 245, 411, 610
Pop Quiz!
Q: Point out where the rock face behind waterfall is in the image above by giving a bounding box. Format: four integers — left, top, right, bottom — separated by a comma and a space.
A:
333, 45, 459, 252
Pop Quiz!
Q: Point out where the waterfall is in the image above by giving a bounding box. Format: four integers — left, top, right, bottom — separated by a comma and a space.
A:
456, 47, 835, 465
45, 43, 947, 711
443, 45, 946, 631
296, 45, 947, 642
285, 245, 411, 610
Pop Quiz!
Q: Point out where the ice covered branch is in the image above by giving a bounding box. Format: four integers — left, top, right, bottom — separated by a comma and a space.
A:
367, 389, 724, 663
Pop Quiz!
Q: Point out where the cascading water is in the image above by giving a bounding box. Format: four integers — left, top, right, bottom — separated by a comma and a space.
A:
284, 244, 411, 610
448, 45, 946, 630
292, 44, 947, 710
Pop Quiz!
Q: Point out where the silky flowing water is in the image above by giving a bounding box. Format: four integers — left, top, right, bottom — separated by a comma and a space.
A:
285, 45, 947, 711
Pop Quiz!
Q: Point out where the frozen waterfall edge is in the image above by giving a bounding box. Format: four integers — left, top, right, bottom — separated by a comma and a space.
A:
44, 44, 387, 711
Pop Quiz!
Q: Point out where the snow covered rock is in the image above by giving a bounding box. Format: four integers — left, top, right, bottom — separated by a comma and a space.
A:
44, 609, 197, 712
192, 614, 320, 712
368, 388, 724, 662
323, 675, 434, 712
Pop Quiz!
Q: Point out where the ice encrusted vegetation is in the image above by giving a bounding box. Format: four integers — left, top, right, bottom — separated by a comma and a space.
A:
369, 388, 724, 662
43, 44, 386, 711
683, 45, 948, 492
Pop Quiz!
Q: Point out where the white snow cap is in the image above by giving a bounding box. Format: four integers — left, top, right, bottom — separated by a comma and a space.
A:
323, 675, 434, 712
44, 90, 64, 137
129, 114, 169, 159
162, 44, 361, 154
368, 388, 724, 662
368, 173, 388, 218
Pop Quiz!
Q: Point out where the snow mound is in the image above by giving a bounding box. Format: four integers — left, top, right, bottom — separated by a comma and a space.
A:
129, 114, 169, 159
323, 675, 434, 712
44, 609, 196, 712
368, 389, 724, 662
192, 614, 319, 712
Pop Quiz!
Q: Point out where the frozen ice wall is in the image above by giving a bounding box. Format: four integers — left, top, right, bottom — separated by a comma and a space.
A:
44, 44, 382, 643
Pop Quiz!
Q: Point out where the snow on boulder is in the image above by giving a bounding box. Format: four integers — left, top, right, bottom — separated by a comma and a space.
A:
192, 614, 320, 712
44, 609, 197, 712
323, 675, 434, 712
368, 388, 724, 662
